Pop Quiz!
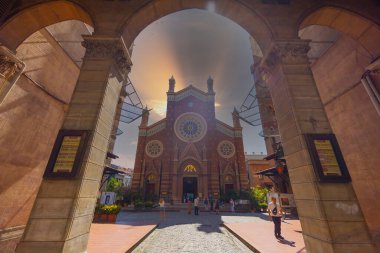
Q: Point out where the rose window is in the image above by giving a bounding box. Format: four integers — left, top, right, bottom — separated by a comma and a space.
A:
218, 141, 235, 158
145, 140, 163, 158
174, 112, 207, 142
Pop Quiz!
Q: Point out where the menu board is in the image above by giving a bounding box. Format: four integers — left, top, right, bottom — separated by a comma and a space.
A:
313, 140, 342, 176
305, 134, 350, 182
52, 136, 81, 173
44, 130, 88, 178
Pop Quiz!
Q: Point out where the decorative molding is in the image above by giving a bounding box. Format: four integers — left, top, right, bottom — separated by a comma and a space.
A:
0, 45, 25, 103
265, 40, 310, 67
147, 121, 166, 136
180, 142, 202, 162
168, 86, 214, 103
139, 129, 147, 136
81, 36, 132, 80
216, 121, 234, 137
234, 130, 243, 138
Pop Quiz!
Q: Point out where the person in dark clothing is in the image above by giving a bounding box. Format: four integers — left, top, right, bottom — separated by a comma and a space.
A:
268, 197, 284, 239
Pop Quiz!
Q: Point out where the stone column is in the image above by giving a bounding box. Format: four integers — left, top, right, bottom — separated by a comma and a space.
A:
0, 45, 25, 103
260, 39, 376, 253
105, 84, 128, 166
16, 35, 131, 253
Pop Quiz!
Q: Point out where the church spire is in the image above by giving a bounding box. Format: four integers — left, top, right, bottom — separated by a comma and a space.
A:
232, 107, 241, 128
207, 76, 214, 93
168, 75, 175, 92
140, 106, 150, 127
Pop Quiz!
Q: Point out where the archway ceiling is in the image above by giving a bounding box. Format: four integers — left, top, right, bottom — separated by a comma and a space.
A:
299, 25, 341, 64
3, 1, 379, 56
45, 20, 93, 68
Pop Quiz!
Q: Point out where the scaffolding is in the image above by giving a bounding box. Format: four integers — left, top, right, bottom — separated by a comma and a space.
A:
115, 77, 147, 134
238, 81, 262, 127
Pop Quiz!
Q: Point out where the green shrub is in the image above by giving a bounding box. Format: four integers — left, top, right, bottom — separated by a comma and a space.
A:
144, 201, 153, 208
125, 191, 142, 204
134, 200, 144, 209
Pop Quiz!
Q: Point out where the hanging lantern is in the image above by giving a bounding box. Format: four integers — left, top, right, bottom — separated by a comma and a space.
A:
277, 166, 284, 174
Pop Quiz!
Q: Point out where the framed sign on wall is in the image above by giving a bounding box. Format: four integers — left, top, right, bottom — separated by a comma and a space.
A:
304, 134, 351, 183
44, 129, 89, 178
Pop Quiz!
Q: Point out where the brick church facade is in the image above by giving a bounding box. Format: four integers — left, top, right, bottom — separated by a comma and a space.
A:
131, 76, 248, 203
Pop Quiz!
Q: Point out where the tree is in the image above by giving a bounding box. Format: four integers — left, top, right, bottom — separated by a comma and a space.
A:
249, 187, 270, 211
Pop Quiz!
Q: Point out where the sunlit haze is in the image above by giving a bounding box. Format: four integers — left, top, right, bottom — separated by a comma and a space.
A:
114, 9, 266, 168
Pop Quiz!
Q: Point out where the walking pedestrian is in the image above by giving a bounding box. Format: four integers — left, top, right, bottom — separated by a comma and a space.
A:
203, 197, 209, 211
230, 198, 235, 212
194, 196, 199, 215
214, 197, 220, 215
159, 198, 165, 220
268, 197, 284, 239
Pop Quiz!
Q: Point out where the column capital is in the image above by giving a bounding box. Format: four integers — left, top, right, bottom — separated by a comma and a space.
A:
264, 39, 311, 67
81, 35, 132, 80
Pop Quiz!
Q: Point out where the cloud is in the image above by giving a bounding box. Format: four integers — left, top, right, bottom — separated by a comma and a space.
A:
115, 9, 267, 163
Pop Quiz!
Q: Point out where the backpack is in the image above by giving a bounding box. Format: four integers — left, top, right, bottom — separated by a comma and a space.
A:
272, 206, 278, 215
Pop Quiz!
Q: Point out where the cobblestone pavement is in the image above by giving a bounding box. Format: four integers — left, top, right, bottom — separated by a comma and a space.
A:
124, 211, 255, 253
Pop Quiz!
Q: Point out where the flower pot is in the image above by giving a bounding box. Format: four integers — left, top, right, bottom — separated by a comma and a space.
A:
93, 214, 101, 222
107, 214, 117, 223
100, 214, 108, 222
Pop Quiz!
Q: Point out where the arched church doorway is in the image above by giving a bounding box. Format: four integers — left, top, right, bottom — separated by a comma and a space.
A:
183, 177, 198, 202
182, 163, 199, 202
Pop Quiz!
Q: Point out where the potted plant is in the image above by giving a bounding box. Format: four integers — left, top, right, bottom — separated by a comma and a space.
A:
100, 204, 121, 223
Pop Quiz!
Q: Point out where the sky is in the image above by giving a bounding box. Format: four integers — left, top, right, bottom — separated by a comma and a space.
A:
113, 9, 266, 168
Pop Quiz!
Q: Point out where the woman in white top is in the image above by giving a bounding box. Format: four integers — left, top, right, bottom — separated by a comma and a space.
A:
230, 198, 235, 212
159, 198, 165, 220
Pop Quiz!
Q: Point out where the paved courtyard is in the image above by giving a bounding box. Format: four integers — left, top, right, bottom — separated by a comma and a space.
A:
88, 211, 306, 253
130, 212, 252, 253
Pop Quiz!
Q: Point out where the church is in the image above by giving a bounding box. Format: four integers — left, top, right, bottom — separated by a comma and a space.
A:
131, 76, 249, 203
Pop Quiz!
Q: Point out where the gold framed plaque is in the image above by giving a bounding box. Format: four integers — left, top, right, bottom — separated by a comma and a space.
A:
304, 134, 351, 182
44, 130, 89, 178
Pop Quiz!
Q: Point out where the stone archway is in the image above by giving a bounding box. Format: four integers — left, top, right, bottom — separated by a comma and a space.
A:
117, 3, 378, 252
0, 2, 95, 252
0, 0, 94, 50
299, 7, 380, 248
0, 1, 378, 253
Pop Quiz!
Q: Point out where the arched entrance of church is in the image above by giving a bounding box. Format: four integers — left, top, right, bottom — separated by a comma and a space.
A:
183, 177, 198, 202
181, 163, 199, 202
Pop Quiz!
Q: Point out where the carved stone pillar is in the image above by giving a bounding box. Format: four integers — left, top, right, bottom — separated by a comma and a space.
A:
261, 39, 376, 253
0, 45, 25, 103
16, 35, 132, 253
251, 62, 280, 156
